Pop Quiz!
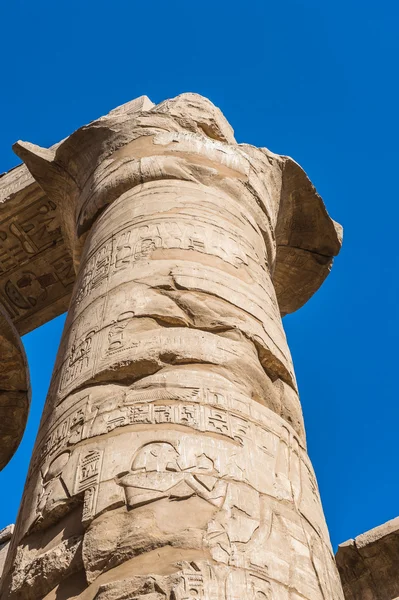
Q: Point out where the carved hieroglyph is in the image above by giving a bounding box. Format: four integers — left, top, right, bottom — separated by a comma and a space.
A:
1, 94, 344, 599
0, 162, 75, 335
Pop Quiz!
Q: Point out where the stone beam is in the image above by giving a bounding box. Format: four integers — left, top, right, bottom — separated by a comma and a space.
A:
336, 517, 399, 599
0, 164, 74, 335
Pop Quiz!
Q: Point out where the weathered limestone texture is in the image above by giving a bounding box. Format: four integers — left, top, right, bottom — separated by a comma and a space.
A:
0, 525, 14, 581
337, 517, 399, 600
1, 93, 343, 599
0, 303, 30, 470
0, 162, 75, 335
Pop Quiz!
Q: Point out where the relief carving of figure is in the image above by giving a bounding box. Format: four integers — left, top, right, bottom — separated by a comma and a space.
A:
1, 93, 344, 600
116, 442, 227, 509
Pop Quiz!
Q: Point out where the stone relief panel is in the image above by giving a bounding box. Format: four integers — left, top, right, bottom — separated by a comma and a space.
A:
0, 170, 75, 334
8, 377, 338, 599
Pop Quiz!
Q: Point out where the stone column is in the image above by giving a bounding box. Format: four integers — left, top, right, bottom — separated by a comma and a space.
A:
0, 304, 30, 471
1, 94, 344, 600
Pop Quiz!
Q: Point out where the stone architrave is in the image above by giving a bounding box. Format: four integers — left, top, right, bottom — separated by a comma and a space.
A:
0, 161, 75, 335
0, 94, 344, 600
337, 517, 399, 599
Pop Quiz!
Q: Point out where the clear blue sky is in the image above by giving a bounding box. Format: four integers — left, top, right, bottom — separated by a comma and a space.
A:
1, 0, 398, 552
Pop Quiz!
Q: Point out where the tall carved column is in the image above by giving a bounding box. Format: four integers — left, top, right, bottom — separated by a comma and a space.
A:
1, 94, 344, 600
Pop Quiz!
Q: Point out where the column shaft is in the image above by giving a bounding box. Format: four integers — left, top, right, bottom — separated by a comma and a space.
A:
1, 94, 344, 600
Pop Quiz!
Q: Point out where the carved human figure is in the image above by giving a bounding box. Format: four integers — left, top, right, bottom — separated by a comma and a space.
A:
0, 94, 344, 600
116, 442, 227, 510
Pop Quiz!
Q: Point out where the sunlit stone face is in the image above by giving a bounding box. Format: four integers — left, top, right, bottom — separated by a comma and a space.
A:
1, 93, 343, 600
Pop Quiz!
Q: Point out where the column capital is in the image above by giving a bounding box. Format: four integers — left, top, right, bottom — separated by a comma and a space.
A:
13, 92, 342, 315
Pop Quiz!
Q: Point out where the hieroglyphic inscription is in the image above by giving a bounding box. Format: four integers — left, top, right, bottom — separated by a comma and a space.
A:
75, 449, 103, 524
76, 215, 263, 306
126, 403, 252, 446
41, 405, 86, 459
56, 326, 250, 401
0, 176, 75, 332
0, 195, 62, 268
25, 397, 90, 482
0, 166, 33, 200
179, 567, 205, 599
57, 300, 105, 397
60, 329, 97, 391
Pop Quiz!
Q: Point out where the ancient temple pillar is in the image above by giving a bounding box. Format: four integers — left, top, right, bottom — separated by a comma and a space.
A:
1, 94, 344, 600
0, 303, 30, 472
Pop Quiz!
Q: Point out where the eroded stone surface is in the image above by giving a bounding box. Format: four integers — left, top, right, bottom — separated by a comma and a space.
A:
0, 163, 75, 335
337, 517, 399, 600
1, 93, 343, 599
0, 525, 14, 582
0, 303, 30, 470
0, 97, 341, 335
